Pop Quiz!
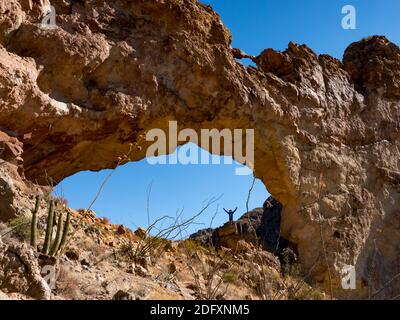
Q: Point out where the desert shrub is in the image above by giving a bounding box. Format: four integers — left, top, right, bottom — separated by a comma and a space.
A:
120, 198, 220, 265
284, 262, 303, 279
122, 195, 222, 265
186, 247, 235, 300
223, 272, 237, 284
246, 263, 280, 300
179, 239, 204, 254
53, 196, 68, 207
119, 240, 136, 259
7, 214, 32, 242
56, 266, 81, 299
281, 248, 302, 278
288, 285, 325, 300
120, 236, 169, 265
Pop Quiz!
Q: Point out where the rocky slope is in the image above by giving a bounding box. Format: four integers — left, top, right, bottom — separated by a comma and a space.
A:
0, 0, 399, 298
191, 197, 287, 256
0, 207, 326, 300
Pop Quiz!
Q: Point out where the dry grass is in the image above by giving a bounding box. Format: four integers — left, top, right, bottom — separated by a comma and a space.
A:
56, 266, 81, 299
185, 246, 235, 300
289, 285, 325, 300
179, 239, 205, 254
7, 214, 32, 242
120, 195, 222, 266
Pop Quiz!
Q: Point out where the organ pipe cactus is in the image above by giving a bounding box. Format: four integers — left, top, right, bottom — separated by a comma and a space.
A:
29, 197, 72, 257
42, 200, 55, 255
49, 212, 63, 256
30, 195, 41, 249
56, 209, 71, 255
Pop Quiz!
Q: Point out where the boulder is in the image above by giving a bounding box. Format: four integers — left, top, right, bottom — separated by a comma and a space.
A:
112, 290, 135, 300
0, 289, 9, 300
134, 228, 147, 239
0, 238, 51, 300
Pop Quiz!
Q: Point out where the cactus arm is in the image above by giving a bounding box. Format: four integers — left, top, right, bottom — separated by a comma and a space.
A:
42, 200, 55, 255
30, 195, 41, 249
56, 209, 71, 255
49, 212, 63, 256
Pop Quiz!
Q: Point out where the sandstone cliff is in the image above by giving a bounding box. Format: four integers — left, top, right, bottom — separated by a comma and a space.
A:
1, 0, 399, 298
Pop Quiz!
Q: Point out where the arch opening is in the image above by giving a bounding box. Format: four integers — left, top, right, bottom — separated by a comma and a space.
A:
53, 143, 271, 238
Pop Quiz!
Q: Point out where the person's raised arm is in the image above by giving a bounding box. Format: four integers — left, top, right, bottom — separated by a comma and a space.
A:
233, 207, 238, 213
223, 208, 229, 214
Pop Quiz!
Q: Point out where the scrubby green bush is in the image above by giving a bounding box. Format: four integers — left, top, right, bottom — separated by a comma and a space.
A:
7, 214, 32, 242
223, 272, 237, 284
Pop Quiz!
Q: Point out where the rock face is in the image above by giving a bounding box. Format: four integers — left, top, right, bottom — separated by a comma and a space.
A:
0, 131, 44, 221
0, 237, 51, 300
257, 197, 283, 254
190, 208, 262, 249
0, 0, 399, 298
191, 197, 292, 257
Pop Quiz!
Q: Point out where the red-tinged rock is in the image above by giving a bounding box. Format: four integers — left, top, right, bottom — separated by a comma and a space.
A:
116, 225, 126, 235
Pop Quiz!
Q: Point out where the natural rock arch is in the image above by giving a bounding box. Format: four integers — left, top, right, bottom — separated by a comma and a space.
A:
1, 0, 399, 298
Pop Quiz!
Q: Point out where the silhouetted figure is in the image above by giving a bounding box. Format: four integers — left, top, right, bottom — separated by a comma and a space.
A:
223, 207, 237, 223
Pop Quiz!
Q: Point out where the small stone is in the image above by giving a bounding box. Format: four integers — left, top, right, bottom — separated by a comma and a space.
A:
134, 227, 147, 239
112, 290, 134, 300
135, 256, 148, 269
65, 249, 80, 261
38, 253, 58, 267
0, 290, 9, 300
215, 293, 225, 300
28, 277, 52, 301
127, 265, 134, 274
164, 241, 174, 252
186, 283, 197, 291
134, 264, 148, 277
117, 225, 126, 235
168, 262, 177, 274
81, 259, 90, 267
164, 282, 181, 293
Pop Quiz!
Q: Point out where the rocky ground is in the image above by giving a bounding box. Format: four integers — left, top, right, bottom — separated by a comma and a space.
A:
0, 200, 327, 300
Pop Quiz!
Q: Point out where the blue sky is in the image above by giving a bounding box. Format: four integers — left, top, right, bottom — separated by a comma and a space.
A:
202, 0, 400, 59
54, 0, 399, 236
55, 146, 268, 236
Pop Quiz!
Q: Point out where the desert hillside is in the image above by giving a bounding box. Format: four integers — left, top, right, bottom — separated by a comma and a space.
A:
0, 198, 327, 300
